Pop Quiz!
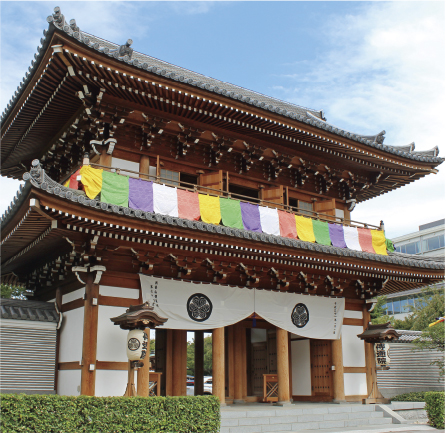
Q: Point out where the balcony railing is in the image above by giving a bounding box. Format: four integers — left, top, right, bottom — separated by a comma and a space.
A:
63, 162, 381, 231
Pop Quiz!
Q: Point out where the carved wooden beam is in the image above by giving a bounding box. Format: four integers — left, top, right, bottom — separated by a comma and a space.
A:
297, 271, 317, 294
237, 263, 259, 287
268, 267, 290, 291
202, 258, 227, 283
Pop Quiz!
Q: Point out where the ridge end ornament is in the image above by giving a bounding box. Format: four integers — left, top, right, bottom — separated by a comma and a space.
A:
291, 303, 309, 328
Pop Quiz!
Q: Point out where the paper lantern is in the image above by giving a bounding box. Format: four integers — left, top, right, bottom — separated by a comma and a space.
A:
127, 329, 148, 361
374, 342, 390, 369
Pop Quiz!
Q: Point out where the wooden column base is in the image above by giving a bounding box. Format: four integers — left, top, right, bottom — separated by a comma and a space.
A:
124, 361, 137, 397
363, 379, 390, 404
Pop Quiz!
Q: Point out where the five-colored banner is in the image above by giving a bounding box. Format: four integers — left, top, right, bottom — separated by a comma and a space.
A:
65, 166, 389, 255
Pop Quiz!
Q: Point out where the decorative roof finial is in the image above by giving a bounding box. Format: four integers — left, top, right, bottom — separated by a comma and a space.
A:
110, 39, 134, 60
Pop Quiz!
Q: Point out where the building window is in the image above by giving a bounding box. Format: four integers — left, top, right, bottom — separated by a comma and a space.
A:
229, 184, 259, 203
180, 173, 198, 189
160, 169, 179, 186
422, 234, 445, 252
111, 157, 140, 178
298, 201, 313, 217
395, 241, 421, 255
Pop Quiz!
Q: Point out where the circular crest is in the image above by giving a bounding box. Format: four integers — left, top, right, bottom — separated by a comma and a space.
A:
187, 293, 213, 322
291, 303, 309, 328
128, 338, 141, 351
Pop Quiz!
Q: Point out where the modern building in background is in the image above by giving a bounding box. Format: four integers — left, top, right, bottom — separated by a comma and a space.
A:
385, 220, 444, 319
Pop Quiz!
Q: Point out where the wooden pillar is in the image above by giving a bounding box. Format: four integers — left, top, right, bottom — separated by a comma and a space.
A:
137, 329, 151, 396
227, 326, 235, 399
182, 333, 187, 396
194, 331, 204, 396
213, 327, 225, 405
165, 329, 173, 396
234, 323, 245, 403
172, 330, 186, 396
363, 306, 376, 397
80, 273, 99, 396
99, 148, 112, 167
332, 336, 346, 402
241, 327, 247, 398
276, 327, 290, 404
139, 155, 150, 179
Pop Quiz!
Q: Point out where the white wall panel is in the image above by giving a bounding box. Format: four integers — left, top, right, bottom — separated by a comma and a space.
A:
59, 308, 84, 362
342, 325, 365, 367
58, 370, 81, 396
111, 157, 139, 178
99, 285, 139, 299
95, 370, 128, 397
63, 288, 84, 304
344, 310, 363, 319
291, 339, 312, 396
344, 373, 367, 396
97, 306, 128, 362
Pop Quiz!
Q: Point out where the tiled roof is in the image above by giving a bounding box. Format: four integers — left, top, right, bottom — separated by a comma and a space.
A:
14, 160, 444, 272
1, 6, 443, 165
0, 298, 60, 323
393, 330, 423, 343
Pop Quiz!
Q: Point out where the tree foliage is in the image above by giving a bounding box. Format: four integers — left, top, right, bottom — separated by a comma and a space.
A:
371, 286, 445, 378
187, 335, 213, 376
0, 284, 27, 299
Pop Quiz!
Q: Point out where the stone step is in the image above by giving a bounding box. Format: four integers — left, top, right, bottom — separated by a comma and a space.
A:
220, 409, 393, 433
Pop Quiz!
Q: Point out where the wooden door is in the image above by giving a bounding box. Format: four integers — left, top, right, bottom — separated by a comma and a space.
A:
267, 330, 277, 374
251, 342, 267, 396
314, 199, 336, 222
310, 340, 333, 400
261, 185, 284, 208
199, 170, 223, 195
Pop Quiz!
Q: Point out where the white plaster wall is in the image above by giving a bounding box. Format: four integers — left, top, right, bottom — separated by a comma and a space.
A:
99, 285, 139, 298
291, 339, 312, 396
341, 325, 365, 367
97, 306, 128, 362
95, 370, 128, 397
251, 328, 267, 343
58, 370, 81, 396
59, 308, 84, 362
344, 373, 367, 396
344, 310, 363, 319
63, 288, 85, 304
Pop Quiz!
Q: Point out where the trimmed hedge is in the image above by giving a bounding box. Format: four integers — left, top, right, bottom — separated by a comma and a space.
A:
425, 391, 445, 429
1, 394, 221, 433
391, 391, 431, 402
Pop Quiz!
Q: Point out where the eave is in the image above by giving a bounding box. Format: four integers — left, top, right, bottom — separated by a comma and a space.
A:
1, 15, 443, 203
2, 168, 443, 299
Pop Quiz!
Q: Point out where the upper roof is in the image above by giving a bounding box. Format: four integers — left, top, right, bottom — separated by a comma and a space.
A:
0, 298, 60, 323
1, 6, 443, 172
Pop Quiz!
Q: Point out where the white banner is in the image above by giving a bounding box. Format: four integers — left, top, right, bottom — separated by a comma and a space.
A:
140, 275, 254, 330
255, 289, 344, 340
139, 275, 344, 339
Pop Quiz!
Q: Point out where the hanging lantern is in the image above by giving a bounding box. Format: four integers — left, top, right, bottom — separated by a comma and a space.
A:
374, 342, 391, 370
127, 329, 148, 361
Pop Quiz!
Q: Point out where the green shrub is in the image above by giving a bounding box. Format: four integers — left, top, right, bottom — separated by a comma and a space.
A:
425, 391, 445, 429
391, 391, 430, 402
1, 394, 220, 433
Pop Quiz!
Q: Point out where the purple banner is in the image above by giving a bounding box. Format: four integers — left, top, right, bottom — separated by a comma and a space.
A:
240, 202, 262, 233
129, 178, 153, 212
328, 223, 347, 249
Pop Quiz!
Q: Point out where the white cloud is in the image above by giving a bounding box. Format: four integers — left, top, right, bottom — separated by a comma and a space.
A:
273, 2, 445, 238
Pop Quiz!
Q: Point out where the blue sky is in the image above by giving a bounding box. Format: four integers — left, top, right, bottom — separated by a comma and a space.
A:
1, 1, 445, 238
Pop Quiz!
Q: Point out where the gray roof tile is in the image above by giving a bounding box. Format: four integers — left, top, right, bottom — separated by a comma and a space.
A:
0, 298, 60, 323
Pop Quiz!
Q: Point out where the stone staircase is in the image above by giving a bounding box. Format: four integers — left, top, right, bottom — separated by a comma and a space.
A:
220, 403, 394, 433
